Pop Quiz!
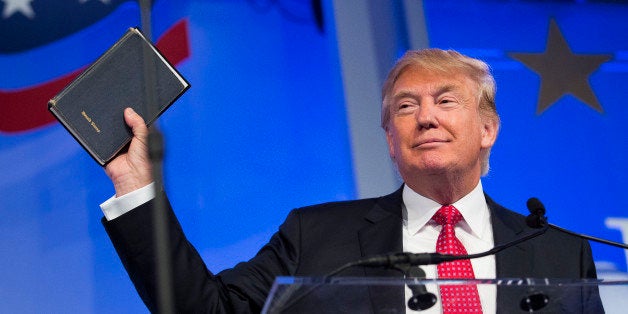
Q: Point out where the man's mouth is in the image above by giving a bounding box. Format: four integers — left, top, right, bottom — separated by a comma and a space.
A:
413, 139, 448, 148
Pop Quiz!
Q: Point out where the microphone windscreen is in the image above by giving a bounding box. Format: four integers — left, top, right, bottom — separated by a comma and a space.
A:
526, 197, 546, 215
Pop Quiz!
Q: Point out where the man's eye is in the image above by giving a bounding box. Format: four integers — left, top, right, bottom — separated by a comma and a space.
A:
439, 98, 456, 105
396, 103, 416, 113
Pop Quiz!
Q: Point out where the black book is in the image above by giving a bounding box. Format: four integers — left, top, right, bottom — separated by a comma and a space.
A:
48, 27, 190, 166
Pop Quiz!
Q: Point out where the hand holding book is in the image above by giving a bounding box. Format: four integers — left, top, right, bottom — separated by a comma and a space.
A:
104, 108, 154, 197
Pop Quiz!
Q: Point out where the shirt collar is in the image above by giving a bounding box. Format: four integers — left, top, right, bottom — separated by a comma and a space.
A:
403, 181, 490, 239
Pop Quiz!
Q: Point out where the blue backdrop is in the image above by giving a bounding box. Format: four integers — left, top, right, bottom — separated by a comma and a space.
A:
1, 0, 627, 312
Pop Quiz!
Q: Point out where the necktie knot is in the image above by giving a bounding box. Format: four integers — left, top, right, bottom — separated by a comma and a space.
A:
433, 205, 463, 227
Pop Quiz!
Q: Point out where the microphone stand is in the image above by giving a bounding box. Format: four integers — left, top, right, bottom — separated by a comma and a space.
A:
549, 223, 628, 249
139, 0, 174, 313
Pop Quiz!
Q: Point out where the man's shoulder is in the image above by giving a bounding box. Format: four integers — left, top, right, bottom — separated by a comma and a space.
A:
292, 188, 403, 221
298, 196, 380, 212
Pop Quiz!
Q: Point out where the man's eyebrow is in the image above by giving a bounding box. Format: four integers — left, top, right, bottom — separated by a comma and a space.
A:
391, 90, 418, 101
433, 84, 458, 96
391, 84, 460, 101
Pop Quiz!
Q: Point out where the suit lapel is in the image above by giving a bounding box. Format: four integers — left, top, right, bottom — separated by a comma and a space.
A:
357, 187, 406, 313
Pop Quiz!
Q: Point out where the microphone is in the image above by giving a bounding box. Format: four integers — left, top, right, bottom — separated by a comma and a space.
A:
404, 266, 437, 311
526, 197, 547, 228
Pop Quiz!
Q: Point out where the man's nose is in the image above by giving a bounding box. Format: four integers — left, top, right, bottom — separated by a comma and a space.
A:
415, 103, 438, 129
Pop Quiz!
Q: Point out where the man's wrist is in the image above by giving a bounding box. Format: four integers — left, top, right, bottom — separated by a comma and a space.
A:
100, 182, 156, 221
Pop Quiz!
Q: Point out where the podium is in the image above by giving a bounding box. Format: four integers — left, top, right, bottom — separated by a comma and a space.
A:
262, 276, 627, 313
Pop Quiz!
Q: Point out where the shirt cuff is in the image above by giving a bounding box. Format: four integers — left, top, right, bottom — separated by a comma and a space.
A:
100, 182, 156, 221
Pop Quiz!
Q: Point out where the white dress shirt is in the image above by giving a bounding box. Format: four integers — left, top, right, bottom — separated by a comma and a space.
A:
402, 181, 496, 313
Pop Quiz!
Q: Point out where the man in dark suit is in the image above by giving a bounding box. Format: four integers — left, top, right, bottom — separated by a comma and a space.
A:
101, 49, 600, 313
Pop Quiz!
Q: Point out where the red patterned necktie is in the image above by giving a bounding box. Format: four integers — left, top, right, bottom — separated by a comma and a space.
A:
433, 205, 483, 313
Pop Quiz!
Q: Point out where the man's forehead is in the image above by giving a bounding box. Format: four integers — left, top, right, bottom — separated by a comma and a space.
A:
393, 69, 476, 96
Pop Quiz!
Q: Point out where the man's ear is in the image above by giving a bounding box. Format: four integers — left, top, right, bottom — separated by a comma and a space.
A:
480, 116, 499, 149
385, 127, 396, 160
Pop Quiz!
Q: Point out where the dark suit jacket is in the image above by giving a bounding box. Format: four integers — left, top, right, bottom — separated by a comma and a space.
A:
103, 187, 601, 313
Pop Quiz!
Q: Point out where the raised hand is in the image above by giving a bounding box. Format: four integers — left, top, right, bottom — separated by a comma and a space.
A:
104, 108, 154, 197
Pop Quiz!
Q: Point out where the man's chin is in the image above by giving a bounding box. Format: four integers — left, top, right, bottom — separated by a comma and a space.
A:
402, 164, 450, 177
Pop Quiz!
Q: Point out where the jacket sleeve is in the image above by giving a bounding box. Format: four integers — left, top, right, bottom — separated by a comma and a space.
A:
102, 193, 301, 313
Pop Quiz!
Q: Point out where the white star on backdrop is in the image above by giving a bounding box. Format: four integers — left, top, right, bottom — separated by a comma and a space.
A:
1, 0, 35, 19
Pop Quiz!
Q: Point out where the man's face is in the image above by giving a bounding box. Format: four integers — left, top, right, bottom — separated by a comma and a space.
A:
385, 66, 498, 182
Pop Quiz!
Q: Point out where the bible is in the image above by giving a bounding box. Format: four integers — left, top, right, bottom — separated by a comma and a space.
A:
48, 27, 190, 166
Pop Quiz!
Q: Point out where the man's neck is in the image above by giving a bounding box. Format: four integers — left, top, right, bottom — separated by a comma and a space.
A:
405, 170, 481, 205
